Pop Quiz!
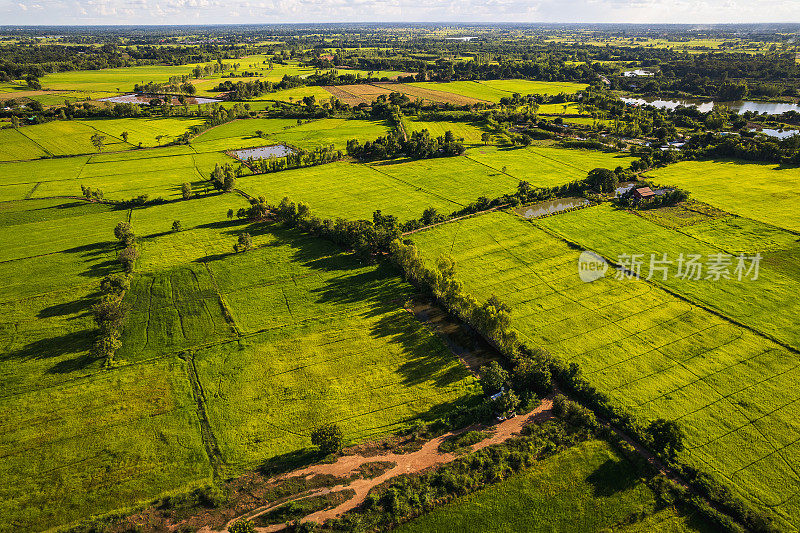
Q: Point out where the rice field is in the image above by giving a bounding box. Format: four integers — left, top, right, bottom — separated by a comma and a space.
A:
646, 159, 800, 232
410, 210, 800, 530
191, 117, 389, 152
464, 145, 636, 187
238, 160, 460, 220
405, 119, 488, 145
539, 204, 800, 349
406, 80, 588, 104
0, 187, 478, 531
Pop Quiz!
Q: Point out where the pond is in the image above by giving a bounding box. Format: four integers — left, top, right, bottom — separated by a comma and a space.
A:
98, 93, 221, 105
620, 96, 800, 115
515, 197, 591, 219
615, 182, 636, 196
752, 128, 799, 140
231, 145, 295, 160
623, 69, 656, 77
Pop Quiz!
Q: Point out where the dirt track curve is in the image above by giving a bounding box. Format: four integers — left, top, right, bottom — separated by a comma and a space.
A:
200, 396, 554, 533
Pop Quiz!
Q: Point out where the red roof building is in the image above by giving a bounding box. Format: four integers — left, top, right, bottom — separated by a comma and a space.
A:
632, 187, 655, 200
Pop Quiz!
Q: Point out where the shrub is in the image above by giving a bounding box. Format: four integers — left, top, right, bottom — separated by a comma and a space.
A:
228, 519, 255, 533
311, 423, 343, 455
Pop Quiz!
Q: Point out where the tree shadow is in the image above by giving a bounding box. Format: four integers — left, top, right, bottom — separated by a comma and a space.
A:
258, 447, 321, 477
1, 329, 94, 366
37, 294, 95, 319
61, 240, 117, 258
586, 458, 640, 497
370, 312, 473, 388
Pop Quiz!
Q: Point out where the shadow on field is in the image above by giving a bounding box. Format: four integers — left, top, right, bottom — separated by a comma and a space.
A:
1, 328, 96, 373
38, 294, 96, 319
370, 312, 473, 388
258, 447, 321, 477
586, 458, 640, 497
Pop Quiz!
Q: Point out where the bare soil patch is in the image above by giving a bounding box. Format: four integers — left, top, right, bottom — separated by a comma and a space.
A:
375, 82, 490, 105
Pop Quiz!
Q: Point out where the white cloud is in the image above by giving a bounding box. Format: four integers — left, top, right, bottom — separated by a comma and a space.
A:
1, 0, 798, 24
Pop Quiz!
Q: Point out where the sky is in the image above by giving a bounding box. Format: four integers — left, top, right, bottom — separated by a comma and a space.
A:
2, 0, 799, 25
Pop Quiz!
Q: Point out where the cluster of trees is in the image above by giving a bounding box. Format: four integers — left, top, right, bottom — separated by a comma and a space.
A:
244, 145, 342, 174
210, 163, 239, 192
133, 79, 196, 95
346, 128, 464, 161
684, 131, 800, 164
269, 197, 402, 258
0, 41, 239, 80
114, 221, 139, 273
90, 222, 138, 368
213, 79, 274, 99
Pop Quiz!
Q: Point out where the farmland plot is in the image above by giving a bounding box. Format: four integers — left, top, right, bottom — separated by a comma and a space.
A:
410, 211, 800, 530
238, 161, 460, 220
464, 145, 636, 188
539, 204, 800, 348
0, 197, 213, 532
125, 209, 478, 473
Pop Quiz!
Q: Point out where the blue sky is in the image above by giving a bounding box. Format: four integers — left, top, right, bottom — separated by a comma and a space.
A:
2, 0, 798, 25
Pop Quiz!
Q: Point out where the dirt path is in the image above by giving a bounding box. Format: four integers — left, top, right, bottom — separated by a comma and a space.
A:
204, 396, 554, 533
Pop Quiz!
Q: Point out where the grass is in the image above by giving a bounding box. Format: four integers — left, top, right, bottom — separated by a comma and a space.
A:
0, 358, 210, 532
646, 159, 800, 232
0, 196, 212, 532
410, 210, 800, 530
41, 63, 220, 93
0, 128, 50, 161
125, 205, 478, 472
0, 187, 479, 531
367, 155, 519, 206
464, 145, 636, 188
398, 439, 712, 533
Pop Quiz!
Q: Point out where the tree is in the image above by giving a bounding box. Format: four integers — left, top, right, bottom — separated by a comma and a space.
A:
172, 220, 182, 232
121, 131, 129, 143
647, 418, 684, 458
90, 133, 106, 152
512, 355, 552, 397
311, 423, 343, 455
118, 246, 139, 273
479, 361, 508, 395
586, 168, 618, 193
155, 135, 165, 145
233, 232, 252, 253
114, 221, 134, 245
492, 389, 520, 415
227, 209, 234, 219
223, 171, 236, 192
181, 182, 193, 200
228, 519, 255, 533
481, 132, 491, 145
181, 81, 196, 95
421, 207, 439, 226
25, 75, 41, 90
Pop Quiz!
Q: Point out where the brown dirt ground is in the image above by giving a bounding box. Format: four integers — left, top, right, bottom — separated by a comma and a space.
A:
206, 396, 554, 533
